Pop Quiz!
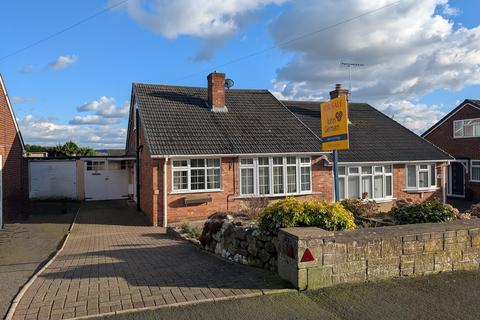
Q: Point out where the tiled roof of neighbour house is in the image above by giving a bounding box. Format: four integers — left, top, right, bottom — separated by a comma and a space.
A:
132, 84, 324, 156
282, 100, 453, 163
422, 99, 480, 138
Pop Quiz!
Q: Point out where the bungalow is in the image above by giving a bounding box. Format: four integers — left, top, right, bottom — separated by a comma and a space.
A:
422, 100, 480, 202
125, 72, 452, 226
0, 74, 27, 227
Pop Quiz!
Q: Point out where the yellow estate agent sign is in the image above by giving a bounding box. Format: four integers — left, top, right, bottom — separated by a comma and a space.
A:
321, 95, 349, 151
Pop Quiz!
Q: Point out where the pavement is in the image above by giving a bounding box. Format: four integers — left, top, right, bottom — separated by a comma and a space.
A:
101, 271, 480, 320
10, 201, 287, 320
0, 202, 77, 319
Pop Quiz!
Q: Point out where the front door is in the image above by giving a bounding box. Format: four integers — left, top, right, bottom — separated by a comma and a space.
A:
449, 162, 465, 197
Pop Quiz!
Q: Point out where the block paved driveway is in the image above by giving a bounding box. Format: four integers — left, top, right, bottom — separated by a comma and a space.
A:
11, 201, 286, 320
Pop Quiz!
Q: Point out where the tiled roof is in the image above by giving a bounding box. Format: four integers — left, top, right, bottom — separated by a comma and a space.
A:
283, 100, 453, 163
133, 84, 323, 156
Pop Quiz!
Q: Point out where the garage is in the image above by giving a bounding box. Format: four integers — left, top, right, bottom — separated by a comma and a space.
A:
84, 158, 131, 201
28, 157, 135, 201
29, 160, 77, 200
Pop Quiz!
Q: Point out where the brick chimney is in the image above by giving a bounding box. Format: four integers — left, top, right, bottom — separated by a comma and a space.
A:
329, 83, 349, 100
207, 71, 227, 112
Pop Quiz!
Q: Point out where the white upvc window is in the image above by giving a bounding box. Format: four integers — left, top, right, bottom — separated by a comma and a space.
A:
338, 164, 393, 200
405, 164, 437, 190
239, 156, 312, 197
171, 158, 221, 192
471, 161, 480, 182
453, 118, 480, 138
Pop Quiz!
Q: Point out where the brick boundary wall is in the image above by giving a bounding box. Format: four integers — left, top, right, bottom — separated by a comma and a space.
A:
278, 220, 480, 290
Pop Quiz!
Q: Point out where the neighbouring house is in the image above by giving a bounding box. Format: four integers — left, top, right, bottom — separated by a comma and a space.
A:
125, 72, 453, 226
422, 99, 480, 202
0, 74, 27, 226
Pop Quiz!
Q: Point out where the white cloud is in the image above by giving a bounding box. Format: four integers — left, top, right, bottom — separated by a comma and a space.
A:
441, 3, 459, 16
267, 0, 480, 133
10, 96, 36, 105
69, 115, 120, 125
117, 0, 286, 60
379, 101, 446, 134
48, 55, 79, 70
17, 65, 34, 74
77, 96, 129, 118
18, 114, 127, 148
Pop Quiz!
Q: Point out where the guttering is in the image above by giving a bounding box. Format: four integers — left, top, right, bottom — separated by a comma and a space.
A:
163, 156, 168, 228
151, 151, 331, 159
338, 159, 453, 165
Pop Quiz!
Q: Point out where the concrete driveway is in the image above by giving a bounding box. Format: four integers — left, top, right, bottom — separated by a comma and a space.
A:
11, 201, 287, 320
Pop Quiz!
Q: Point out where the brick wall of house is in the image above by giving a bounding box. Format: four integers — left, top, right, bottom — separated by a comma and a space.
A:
137, 115, 158, 225
0, 78, 27, 221
163, 156, 333, 224
424, 103, 480, 201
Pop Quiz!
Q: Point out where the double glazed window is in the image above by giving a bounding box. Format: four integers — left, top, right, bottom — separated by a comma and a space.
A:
471, 161, 480, 182
172, 159, 221, 192
338, 165, 393, 200
454, 119, 480, 138
239, 156, 311, 196
406, 164, 437, 190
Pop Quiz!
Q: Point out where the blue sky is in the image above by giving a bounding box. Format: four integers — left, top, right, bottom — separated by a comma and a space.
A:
1, 0, 479, 148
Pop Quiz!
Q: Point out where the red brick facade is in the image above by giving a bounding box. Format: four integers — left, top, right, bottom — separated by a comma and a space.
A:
0, 76, 27, 222
136, 155, 333, 226
424, 102, 480, 201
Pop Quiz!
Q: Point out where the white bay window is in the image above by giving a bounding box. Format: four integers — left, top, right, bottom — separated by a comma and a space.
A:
239, 156, 312, 196
339, 165, 393, 200
172, 158, 221, 192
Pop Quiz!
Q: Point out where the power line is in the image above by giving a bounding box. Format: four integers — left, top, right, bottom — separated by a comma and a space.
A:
173, 0, 403, 82
0, 0, 131, 63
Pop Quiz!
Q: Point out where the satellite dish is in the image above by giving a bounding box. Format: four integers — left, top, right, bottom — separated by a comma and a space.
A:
224, 79, 234, 89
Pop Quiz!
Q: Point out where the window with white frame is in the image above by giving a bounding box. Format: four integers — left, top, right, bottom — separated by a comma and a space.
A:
338, 165, 393, 200
471, 161, 480, 182
405, 164, 437, 190
239, 156, 312, 196
172, 159, 221, 192
454, 119, 480, 138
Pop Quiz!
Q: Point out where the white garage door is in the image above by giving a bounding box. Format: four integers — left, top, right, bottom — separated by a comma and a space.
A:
29, 161, 77, 200
84, 159, 129, 201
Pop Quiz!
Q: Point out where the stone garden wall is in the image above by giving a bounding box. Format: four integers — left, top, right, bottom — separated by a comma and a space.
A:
278, 219, 480, 290
199, 213, 278, 271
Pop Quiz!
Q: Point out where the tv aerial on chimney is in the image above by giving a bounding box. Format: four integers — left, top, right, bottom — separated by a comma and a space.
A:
224, 78, 235, 89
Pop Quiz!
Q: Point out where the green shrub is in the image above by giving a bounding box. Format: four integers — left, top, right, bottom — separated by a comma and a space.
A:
390, 200, 457, 225
340, 198, 379, 218
257, 197, 356, 232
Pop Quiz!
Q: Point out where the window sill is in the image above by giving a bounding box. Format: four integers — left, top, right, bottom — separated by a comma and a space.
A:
367, 198, 395, 203
235, 192, 318, 199
402, 187, 439, 194
470, 180, 480, 183
169, 189, 223, 195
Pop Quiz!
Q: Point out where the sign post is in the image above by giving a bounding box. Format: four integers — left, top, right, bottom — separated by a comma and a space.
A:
320, 94, 349, 202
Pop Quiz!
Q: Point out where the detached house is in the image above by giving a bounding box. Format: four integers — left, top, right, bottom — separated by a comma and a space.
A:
0, 74, 27, 227
422, 100, 480, 201
126, 72, 452, 226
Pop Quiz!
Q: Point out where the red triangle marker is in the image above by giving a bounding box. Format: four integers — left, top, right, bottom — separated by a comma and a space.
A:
301, 248, 315, 262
